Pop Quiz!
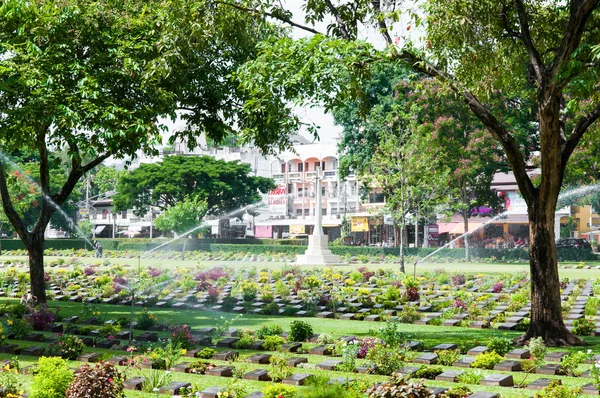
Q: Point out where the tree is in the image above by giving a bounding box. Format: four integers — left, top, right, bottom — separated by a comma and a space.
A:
0, 0, 284, 303
113, 155, 276, 216
370, 129, 451, 272
90, 166, 122, 198
154, 197, 208, 253
229, 0, 600, 345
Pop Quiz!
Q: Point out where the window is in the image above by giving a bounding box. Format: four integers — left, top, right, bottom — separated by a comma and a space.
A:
305, 162, 309, 172
322, 161, 325, 170
296, 209, 302, 216
121, 210, 127, 219
304, 208, 310, 215
314, 161, 320, 171
281, 163, 286, 173
297, 163, 303, 172
333, 159, 339, 169
369, 193, 385, 203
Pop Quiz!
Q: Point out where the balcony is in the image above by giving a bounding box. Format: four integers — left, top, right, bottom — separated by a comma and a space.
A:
288, 172, 302, 181
323, 170, 337, 180
305, 171, 317, 180
272, 173, 286, 182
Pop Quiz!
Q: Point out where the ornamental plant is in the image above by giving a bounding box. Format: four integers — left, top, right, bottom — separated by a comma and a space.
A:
30, 357, 74, 398
288, 320, 313, 342
262, 384, 297, 398
25, 304, 58, 330
534, 380, 582, 398
268, 354, 293, 382
136, 308, 158, 330
0, 362, 25, 398
366, 373, 431, 398
65, 362, 125, 398
46, 334, 85, 360
472, 351, 503, 370
255, 324, 283, 340
240, 281, 258, 302
171, 325, 194, 349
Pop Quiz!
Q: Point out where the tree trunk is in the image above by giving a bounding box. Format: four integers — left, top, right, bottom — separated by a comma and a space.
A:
399, 225, 405, 273
25, 232, 47, 303
515, 195, 585, 346
462, 211, 470, 262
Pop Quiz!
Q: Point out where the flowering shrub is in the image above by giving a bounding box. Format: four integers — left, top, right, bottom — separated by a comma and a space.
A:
492, 282, 504, 293
534, 380, 582, 398
46, 334, 85, 360
84, 267, 96, 276
451, 274, 466, 286
268, 354, 293, 382
65, 362, 125, 398
366, 373, 431, 397
136, 308, 158, 330
240, 281, 258, 302
148, 267, 163, 278
171, 325, 194, 349
188, 361, 216, 374
0, 360, 25, 398
206, 287, 221, 304
262, 384, 297, 398
3, 317, 31, 339
367, 344, 406, 376
450, 298, 467, 311
25, 305, 58, 330
358, 337, 378, 358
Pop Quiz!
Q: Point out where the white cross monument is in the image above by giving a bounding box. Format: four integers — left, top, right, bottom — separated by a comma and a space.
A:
296, 167, 341, 265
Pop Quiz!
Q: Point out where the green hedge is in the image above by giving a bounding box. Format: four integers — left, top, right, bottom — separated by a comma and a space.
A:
1, 238, 596, 262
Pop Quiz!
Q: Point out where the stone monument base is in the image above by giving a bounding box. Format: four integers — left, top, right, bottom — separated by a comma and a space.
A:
296, 234, 341, 265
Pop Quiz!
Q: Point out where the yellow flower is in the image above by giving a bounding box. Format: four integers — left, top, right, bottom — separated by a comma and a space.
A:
181, 349, 187, 355
7, 319, 13, 325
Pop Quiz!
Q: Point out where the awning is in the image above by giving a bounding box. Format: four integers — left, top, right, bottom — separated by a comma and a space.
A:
449, 222, 484, 235
93, 226, 105, 234
438, 223, 457, 234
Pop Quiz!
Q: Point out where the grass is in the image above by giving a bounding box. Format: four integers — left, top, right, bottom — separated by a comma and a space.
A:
2, 254, 600, 396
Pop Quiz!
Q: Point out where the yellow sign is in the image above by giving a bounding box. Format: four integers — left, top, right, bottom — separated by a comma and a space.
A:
351, 217, 369, 232
290, 225, 305, 235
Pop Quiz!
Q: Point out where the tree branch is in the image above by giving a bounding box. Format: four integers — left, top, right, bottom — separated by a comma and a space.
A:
392, 50, 536, 204
0, 161, 29, 243
371, 0, 393, 45
323, 0, 352, 39
550, 0, 600, 87
216, 1, 323, 35
82, 152, 112, 174
514, 0, 545, 83
562, 101, 600, 166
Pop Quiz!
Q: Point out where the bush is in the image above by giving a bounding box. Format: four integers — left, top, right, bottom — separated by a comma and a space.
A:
367, 373, 431, 398
472, 351, 503, 370
456, 370, 485, 384
486, 336, 513, 356
435, 349, 460, 366
413, 365, 443, 380
534, 380, 582, 398
398, 306, 422, 323
26, 305, 58, 330
31, 357, 74, 398
268, 354, 293, 382
262, 384, 297, 398
195, 347, 217, 359
255, 324, 283, 340
262, 302, 280, 315
573, 317, 595, 335
65, 362, 124, 398
171, 325, 194, 349
561, 351, 587, 376
367, 344, 406, 376
136, 308, 158, 330
46, 334, 85, 360
289, 320, 313, 342
441, 386, 472, 398
263, 335, 285, 351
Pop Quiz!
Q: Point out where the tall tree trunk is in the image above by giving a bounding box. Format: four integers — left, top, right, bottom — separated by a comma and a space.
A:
515, 194, 584, 346
25, 232, 46, 303
399, 225, 405, 273
462, 211, 470, 262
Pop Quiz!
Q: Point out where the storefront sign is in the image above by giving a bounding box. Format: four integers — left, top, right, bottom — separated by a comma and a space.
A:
351, 217, 369, 232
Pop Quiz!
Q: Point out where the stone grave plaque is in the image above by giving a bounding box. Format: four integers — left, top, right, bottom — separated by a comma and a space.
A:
537, 363, 565, 375
310, 345, 333, 356
497, 323, 518, 330
0, 344, 19, 354
316, 311, 334, 318
172, 362, 192, 373
467, 346, 488, 356
196, 327, 216, 336
397, 366, 419, 377
247, 354, 272, 364
282, 342, 302, 353
306, 334, 320, 343
217, 337, 240, 348
108, 356, 127, 366
243, 369, 271, 381
136, 332, 158, 342
413, 353, 438, 364
365, 314, 381, 322
340, 313, 356, 320
221, 328, 239, 337
525, 378, 553, 390
212, 350, 239, 361
250, 340, 266, 350
428, 387, 448, 396
115, 331, 130, 340
316, 359, 342, 370
494, 360, 522, 372
287, 357, 308, 367
206, 365, 235, 377
432, 343, 457, 351
505, 348, 530, 359
123, 376, 145, 390
185, 349, 201, 358
21, 346, 45, 356
469, 321, 490, 329
480, 374, 514, 387
407, 341, 424, 351
582, 383, 600, 396
442, 319, 461, 327
544, 351, 568, 362
159, 381, 192, 394
77, 352, 102, 363
468, 393, 500, 398
282, 373, 311, 386
435, 370, 463, 382
23, 334, 44, 342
